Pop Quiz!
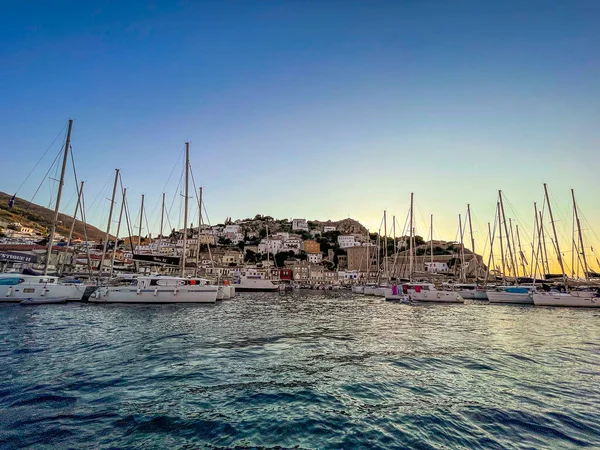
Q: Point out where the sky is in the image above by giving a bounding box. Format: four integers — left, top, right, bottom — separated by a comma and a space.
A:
1, 0, 599, 271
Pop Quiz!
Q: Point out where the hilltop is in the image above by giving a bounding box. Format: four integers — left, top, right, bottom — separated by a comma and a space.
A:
0, 191, 108, 242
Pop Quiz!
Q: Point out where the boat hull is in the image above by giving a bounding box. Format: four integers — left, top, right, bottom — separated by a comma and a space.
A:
487, 291, 533, 304
364, 287, 376, 295
456, 290, 488, 300
20, 297, 68, 305
90, 286, 218, 303
533, 293, 600, 307
410, 291, 464, 303
0, 283, 86, 302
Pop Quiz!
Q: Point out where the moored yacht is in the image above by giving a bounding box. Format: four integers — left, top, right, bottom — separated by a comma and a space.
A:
406, 283, 464, 303
90, 276, 218, 303
442, 282, 488, 300
234, 269, 279, 292
0, 273, 87, 302
533, 288, 600, 307
486, 285, 535, 304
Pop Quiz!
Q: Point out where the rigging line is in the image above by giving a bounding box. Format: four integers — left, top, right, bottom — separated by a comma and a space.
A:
22, 146, 64, 215
166, 167, 184, 230
15, 122, 68, 195
147, 145, 186, 225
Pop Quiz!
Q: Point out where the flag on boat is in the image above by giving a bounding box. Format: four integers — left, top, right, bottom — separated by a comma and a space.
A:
7, 194, 15, 209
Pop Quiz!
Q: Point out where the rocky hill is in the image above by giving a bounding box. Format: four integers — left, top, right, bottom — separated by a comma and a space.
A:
0, 191, 109, 242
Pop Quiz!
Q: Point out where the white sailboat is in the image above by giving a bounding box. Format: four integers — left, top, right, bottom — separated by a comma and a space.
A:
406, 282, 464, 303
533, 186, 600, 307
0, 120, 88, 303
91, 142, 217, 303
91, 275, 218, 303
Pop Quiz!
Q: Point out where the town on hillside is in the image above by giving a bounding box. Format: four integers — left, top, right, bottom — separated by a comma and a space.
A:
0, 211, 485, 286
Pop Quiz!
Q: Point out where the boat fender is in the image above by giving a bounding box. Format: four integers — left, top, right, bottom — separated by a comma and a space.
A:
136, 288, 141, 295
174, 288, 178, 296
154, 288, 158, 296
437, 292, 440, 299
6, 286, 12, 297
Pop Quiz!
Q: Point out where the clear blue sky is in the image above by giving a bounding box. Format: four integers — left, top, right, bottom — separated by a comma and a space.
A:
1, 0, 599, 258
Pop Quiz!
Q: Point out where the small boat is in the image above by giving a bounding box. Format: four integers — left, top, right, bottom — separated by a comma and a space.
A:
442, 282, 488, 300
20, 296, 68, 305
0, 273, 87, 302
234, 269, 279, 292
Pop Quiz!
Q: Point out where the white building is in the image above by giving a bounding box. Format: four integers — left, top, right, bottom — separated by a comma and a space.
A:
337, 235, 358, 249
425, 262, 449, 273
323, 225, 336, 232
292, 219, 308, 232
281, 236, 302, 254
258, 237, 283, 254
307, 253, 323, 264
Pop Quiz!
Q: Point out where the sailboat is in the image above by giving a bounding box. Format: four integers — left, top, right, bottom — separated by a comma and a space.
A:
533, 187, 600, 307
90, 142, 218, 303
0, 120, 87, 303
486, 191, 534, 304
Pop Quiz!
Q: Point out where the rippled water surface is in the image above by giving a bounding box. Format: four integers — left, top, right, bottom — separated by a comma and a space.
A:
1, 292, 599, 449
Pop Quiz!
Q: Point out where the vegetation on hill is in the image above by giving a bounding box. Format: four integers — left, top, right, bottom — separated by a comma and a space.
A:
0, 191, 109, 242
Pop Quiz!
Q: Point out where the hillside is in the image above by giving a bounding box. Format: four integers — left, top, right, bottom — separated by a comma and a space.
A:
0, 191, 109, 242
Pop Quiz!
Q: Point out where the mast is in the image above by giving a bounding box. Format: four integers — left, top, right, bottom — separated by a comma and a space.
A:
98, 168, 120, 276
365, 228, 370, 282
110, 187, 126, 277
383, 210, 388, 281
485, 221, 495, 286
458, 214, 464, 281
195, 187, 203, 275
530, 203, 539, 278
138, 194, 145, 249
509, 218, 520, 278
409, 192, 414, 281
158, 192, 165, 254
44, 118, 73, 275
181, 142, 190, 277
498, 190, 517, 281
539, 210, 550, 276
467, 204, 477, 279
543, 183, 567, 285
430, 214, 434, 265
61, 180, 84, 273
572, 189, 589, 281
515, 224, 526, 278
497, 201, 506, 283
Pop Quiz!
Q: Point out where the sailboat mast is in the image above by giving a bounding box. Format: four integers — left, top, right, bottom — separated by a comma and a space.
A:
515, 224, 526, 278
409, 192, 414, 281
467, 204, 477, 279
61, 180, 84, 273
110, 187, 126, 277
181, 142, 190, 277
195, 187, 203, 275
365, 228, 370, 282
383, 210, 388, 281
497, 201, 506, 283
44, 119, 73, 275
498, 191, 517, 280
530, 203, 539, 278
509, 218, 520, 278
571, 189, 589, 281
99, 168, 120, 275
138, 194, 145, 248
543, 183, 567, 285
539, 211, 550, 276
430, 214, 434, 265
485, 221, 495, 286
159, 192, 165, 253
458, 214, 466, 282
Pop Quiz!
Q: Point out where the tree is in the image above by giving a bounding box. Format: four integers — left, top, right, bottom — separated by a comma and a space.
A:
259, 228, 267, 238
237, 241, 245, 251
244, 249, 257, 263
298, 251, 308, 261
275, 250, 295, 267
218, 237, 232, 246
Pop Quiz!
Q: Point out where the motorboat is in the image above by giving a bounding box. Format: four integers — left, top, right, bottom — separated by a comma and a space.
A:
233, 269, 279, 292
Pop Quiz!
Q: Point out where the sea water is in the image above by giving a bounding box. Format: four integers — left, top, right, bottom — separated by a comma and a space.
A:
1, 292, 599, 449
